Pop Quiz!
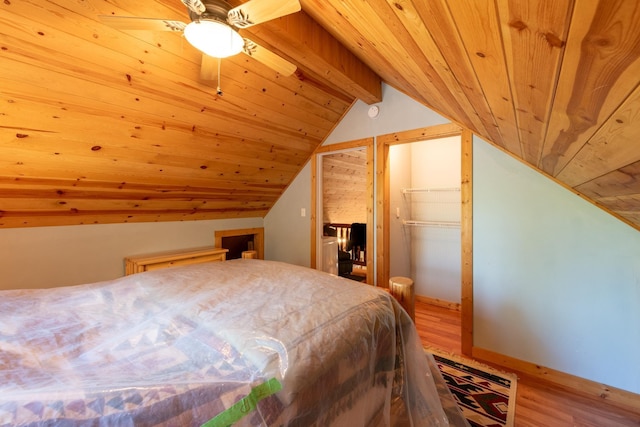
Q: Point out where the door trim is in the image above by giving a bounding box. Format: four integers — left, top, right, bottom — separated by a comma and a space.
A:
376, 124, 474, 356
310, 138, 374, 285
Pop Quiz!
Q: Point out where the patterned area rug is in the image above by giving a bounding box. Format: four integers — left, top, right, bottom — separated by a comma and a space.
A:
426, 347, 517, 427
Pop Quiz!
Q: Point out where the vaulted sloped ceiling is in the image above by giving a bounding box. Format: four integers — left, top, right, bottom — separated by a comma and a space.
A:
0, 0, 380, 227
301, 0, 640, 231
1, 0, 640, 231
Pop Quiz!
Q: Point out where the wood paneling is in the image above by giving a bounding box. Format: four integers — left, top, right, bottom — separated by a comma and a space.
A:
0, 0, 378, 227
2, 0, 640, 231
322, 149, 367, 224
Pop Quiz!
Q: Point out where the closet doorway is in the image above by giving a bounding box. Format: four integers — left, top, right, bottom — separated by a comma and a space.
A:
389, 137, 461, 304
310, 138, 374, 285
377, 124, 474, 355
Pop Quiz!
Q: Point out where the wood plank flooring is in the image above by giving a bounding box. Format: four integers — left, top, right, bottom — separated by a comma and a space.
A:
415, 300, 640, 426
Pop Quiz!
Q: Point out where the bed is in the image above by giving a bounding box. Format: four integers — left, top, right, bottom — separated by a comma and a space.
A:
0, 259, 467, 426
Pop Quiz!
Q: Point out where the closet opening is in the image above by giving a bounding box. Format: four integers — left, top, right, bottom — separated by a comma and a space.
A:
377, 124, 473, 355
388, 137, 461, 308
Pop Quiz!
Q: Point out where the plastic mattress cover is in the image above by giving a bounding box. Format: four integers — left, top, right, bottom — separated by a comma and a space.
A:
0, 259, 467, 426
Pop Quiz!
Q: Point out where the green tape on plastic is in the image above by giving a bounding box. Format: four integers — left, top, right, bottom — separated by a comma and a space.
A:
201, 378, 282, 427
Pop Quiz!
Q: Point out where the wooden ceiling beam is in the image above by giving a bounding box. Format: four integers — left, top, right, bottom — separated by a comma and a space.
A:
237, 9, 383, 105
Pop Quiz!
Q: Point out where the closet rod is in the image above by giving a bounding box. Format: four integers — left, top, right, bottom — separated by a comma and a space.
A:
402, 220, 460, 228
402, 187, 460, 194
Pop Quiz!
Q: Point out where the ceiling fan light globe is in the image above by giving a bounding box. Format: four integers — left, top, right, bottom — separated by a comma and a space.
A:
184, 20, 244, 58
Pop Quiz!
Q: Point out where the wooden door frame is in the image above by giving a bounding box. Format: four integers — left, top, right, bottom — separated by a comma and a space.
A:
376, 124, 474, 356
310, 138, 374, 285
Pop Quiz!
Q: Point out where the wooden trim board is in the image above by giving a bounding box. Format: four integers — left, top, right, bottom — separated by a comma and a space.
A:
460, 129, 474, 356
472, 346, 640, 416
416, 294, 461, 311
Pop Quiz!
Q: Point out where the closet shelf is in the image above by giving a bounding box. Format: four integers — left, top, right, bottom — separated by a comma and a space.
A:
402, 220, 460, 228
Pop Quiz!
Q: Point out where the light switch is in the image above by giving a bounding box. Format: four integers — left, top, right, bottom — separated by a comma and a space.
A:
301, 208, 306, 217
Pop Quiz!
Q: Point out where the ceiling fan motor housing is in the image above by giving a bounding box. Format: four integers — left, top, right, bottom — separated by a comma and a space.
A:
188, 0, 232, 25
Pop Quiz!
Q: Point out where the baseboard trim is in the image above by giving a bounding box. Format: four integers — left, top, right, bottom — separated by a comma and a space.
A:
472, 346, 640, 415
416, 294, 461, 311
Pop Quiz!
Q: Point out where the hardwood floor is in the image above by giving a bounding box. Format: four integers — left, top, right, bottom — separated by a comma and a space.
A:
415, 300, 640, 427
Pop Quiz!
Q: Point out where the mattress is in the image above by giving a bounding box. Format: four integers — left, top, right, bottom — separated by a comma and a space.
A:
0, 259, 464, 426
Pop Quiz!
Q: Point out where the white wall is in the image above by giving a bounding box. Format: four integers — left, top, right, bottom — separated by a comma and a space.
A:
0, 217, 263, 289
263, 163, 312, 266
323, 85, 449, 145
473, 137, 640, 394
265, 84, 449, 268
389, 144, 412, 279
410, 138, 461, 301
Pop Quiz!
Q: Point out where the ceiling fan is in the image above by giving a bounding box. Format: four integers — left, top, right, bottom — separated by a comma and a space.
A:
99, 0, 300, 88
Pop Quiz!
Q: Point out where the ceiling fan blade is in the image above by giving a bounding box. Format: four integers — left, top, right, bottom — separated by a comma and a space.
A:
98, 15, 186, 32
181, 0, 206, 15
228, 0, 301, 28
243, 39, 296, 76
200, 54, 218, 81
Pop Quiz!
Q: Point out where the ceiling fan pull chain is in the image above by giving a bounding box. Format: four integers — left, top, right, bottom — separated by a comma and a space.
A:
216, 57, 223, 96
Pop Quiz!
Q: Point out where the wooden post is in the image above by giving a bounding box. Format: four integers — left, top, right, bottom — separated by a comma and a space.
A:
389, 276, 415, 321
242, 250, 258, 259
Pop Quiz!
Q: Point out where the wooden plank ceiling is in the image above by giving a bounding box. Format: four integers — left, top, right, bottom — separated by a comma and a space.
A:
1, 0, 640, 231
322, 149, 367, 225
